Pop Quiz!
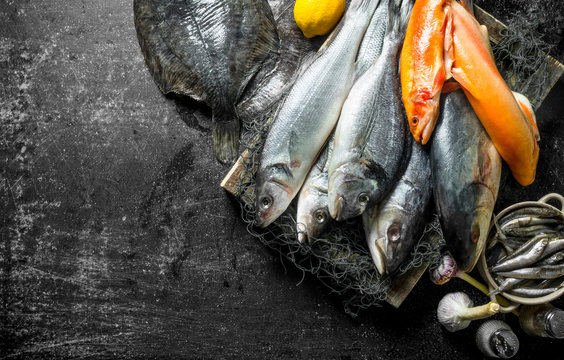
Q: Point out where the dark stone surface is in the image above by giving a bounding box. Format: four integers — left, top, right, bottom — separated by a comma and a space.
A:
0, 0, 563, 359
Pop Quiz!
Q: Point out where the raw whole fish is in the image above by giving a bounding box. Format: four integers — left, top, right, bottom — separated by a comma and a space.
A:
134, 0, 279, 164
328, 0, 413, 221
363, 141, 432, 275
400, 0, 453, 145
430, 90, 501, 272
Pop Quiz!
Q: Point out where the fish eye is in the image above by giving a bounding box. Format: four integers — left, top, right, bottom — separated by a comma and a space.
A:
314, 210, 326, 224
411, 116, 419, 126
387, 224, 402, 243
358, 193, 369, 206
260, 196, 273, 210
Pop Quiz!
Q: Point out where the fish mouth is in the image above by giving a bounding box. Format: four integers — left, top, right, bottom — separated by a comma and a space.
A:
297, 222, 307, 244
369, 237, 387, 275
333, 196, 346, 221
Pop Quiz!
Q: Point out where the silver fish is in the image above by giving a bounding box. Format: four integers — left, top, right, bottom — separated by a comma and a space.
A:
430, 90, 502, 272
237, 1, 317, 124
255, 0, 380, 227
296, 136, 334, 243
508, 286, 563, 298
134, 0, 279, 163
362, 141, 431, 275
355, 0, 389, 77
491, 237, 549, 273
328, 0, 413, 221
497, 263, 564, 279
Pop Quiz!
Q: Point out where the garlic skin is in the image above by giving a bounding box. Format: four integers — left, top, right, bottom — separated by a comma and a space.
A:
437, 292, 500, 332
438, 292, 474, 332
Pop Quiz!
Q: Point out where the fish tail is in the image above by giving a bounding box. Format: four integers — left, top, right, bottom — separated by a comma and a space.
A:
387, 0, 413, 35
212, 107, 240, 164
459, 0, 475, 15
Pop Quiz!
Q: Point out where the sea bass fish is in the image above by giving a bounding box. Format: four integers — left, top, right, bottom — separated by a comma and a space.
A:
255, 0, 380, 227
363, 141, 432, 275
134, 0, 279, 164
296, 136, 334, 243
328, 0, 413, 221
355, 0, 389, 77
430, 90, 502, 272
400, 0, 453, 144
449, 0, 539, 185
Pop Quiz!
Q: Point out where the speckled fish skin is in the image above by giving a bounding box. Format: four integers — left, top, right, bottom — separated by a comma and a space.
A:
296, 136, 334, 244
133, 0, 279, 164
237, 0, 317, 123
363, 141, 432, 275
355, 0, 389, 77
430, 90, 502, 272
328, 0, 413, 221
255, 0, 380, 228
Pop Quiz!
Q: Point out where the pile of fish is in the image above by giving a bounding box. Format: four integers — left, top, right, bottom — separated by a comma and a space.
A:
255, 0, 540, 276
134, 0, 541, 279
488, 207, 564, 298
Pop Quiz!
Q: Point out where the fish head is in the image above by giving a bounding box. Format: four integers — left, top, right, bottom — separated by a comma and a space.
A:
407, 90, 440, 145
328, 162, 386, 221
364, 205, 417, 275
378, 206, 417, 275
296, 185, 331, 243
255, 164, 295, 228
443, 183, 495, 272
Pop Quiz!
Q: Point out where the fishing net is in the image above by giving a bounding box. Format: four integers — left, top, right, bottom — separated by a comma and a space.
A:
492, 14, 556, 109
236, 114, 443, 316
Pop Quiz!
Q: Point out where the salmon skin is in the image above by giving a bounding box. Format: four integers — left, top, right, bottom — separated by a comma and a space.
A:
430, 90, 501, 272
400, 0, 453, 145
449, 1, 539, 186
134, 0, 279, 164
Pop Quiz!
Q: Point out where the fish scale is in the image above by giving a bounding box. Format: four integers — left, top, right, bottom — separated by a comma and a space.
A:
255, 0, 380, 228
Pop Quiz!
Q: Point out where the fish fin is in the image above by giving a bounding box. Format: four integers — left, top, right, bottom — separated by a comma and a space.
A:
387, 0, 413, 35
513, 91, 540, 141
451, 67, 477, 95
459, 0, 474, 15
212, 108, 240, 164
442, 82, 461, 93
443, 8, 454, 80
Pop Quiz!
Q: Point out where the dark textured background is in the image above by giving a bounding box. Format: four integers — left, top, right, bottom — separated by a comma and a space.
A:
1, 0, 563, 359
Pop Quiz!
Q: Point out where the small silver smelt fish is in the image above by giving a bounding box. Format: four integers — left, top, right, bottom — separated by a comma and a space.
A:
538, 251, 564, 266
508, 286, 563, 298
362, 140, 431, 275
493, 277, 527, 294
430, 90, 502, 272
497, 263, 564, 279
503, 225, 561, 238
491, 238, 549, 273
296, 136, 334, 243
502, 217, 561, 230
328, 0, 413, 221
355, 0, 389, 77
498, 207, 563, 227
255, 0, 380, 227
134, 0, 279, 163
538, 237, 564, 261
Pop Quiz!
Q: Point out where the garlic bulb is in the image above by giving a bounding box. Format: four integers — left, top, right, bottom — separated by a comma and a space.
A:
437, 292, 500, 332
